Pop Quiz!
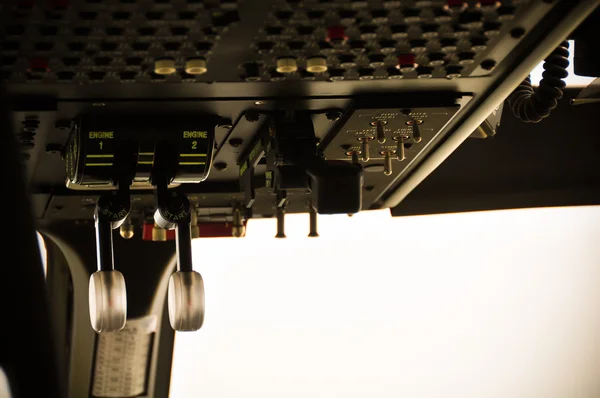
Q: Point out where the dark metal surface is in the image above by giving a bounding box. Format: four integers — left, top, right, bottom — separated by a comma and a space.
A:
1, 0, 539, 85
392, 88, 600, 216
3, 2, 600, 398
381, 1, 599, 208
320, 94, 468, 206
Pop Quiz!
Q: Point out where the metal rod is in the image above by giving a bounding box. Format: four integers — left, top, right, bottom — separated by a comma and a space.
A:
175, 222, 193, 272
412, 123, 422, 143
376, 122, 386, 144
397, 138, 406, 161
361, 139, 370, 162
276, 207, 286, 238
384, 151, 392, 176
308, 205, 319, 237
95, 217, 114, 271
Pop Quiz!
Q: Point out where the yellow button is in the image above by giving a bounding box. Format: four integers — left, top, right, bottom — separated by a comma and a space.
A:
154, 59, 176, 75
185, 58, 207, 75
306, 57, 328, 73
276, 57, 298, 73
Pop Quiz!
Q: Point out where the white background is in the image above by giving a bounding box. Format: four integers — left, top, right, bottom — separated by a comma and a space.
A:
171, 206, 600, 398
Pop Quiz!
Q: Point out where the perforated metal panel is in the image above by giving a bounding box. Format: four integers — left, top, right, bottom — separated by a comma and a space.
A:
0, 0, 239, 84
0, 0, 531, 84
249, 0, 526, 81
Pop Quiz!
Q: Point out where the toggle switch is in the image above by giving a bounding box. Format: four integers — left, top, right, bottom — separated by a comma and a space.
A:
119, 216, 134, 239
306, 56, 328, 73
232, 207, 245, 237
406, 119, 423, 143
346, 149, 361, 166
372, 120, 387, 144
152, 222, 167, 241
185, 58, 207, 75
190, 209, 200, 239
308, 204, 319, 237
381, 150, 394, 176
412, 122, 422, 143
154, 58, 176, 75
276, 57, 298, 73
393, 135, 407, 161
275, 205, 286, 238
359, 136, 373, 162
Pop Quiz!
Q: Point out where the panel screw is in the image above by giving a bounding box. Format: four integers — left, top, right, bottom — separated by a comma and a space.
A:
45, 144, 62, 155
245, 111, 260, 122
326, 111, 342, 121
55, 119, 71, 130
510, 27, 525, 38
480, 59, 496, 70
228, 138, 243, 148
213, 162, 228, 171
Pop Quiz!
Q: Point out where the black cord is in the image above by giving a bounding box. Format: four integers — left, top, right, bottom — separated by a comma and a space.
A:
507, 40, 570, 123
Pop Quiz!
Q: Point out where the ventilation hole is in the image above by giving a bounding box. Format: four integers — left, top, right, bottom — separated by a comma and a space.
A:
287, 41, 305, 50
79, 11, 98, 20
1, 41, 20, 51
138, 27, 157, 36
132, 42, 151, 51
73, 27, 91, 36
57, 71, 75, 80
0, 56, 17, 66
203, 27, 217, 37
88, 71, 106, 81
276, 10, 294, 19
35, 42, 54, 51
68, 42, 86, 52
62, 57, 80, 66
178, 11, 196, 20
307, 10, 325, 18
94, 57, 112, 66
126, 56, 143, 66
163, 42, 181, 51
6, 25, 26, 35
146, 11, 164, 20
99, 42, 117, 52
171, 26, 189, 35
119, 71, 137, 80
297, 25, 314, 35
16, 3, 33, 11
195, 41, 213, 51
29, 66, 48, 73
39, 26, 58, 36
112, 11, 131, 20
44, 10, 64, 20
265, 26, 283, 35
106, 27, 124, 36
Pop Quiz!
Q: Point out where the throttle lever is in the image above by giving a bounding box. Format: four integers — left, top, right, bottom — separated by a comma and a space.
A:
89, 190, 131, 332
154, 186, 204, 331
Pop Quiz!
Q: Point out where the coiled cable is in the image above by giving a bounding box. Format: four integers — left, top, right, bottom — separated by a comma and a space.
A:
507, 40, 570, 123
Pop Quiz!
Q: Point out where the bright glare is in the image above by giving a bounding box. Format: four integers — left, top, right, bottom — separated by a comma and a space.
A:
530, 40, 595, 87
171, 206, 600, 398
37, 232, 47, 279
